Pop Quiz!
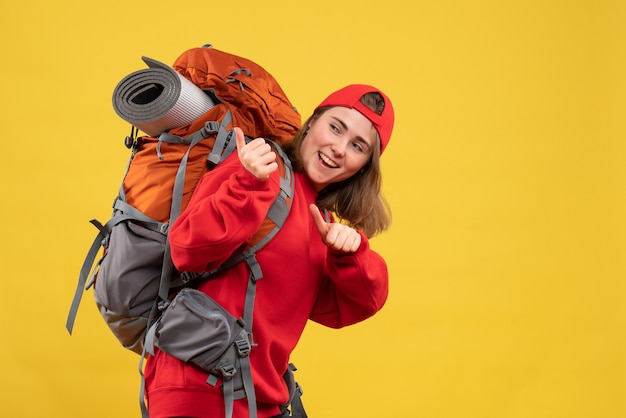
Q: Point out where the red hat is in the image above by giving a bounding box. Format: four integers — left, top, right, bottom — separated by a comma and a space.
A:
315, 84, 395, 154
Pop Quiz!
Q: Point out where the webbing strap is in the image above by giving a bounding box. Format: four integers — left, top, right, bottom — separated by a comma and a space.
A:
208, 110, 234, 165
266, 145, 293, 227
167, 122, 219, 223
138, 296, 169, 417
143, 312, 161, 357
155, 120, 220, 158
231, 270, 259, 418
113, 199, 165, 232
266, 188, 291, 227
242, 270, 258, 327
155, 119, 226, 302
154, 119, 225, 303
223, 377, 235, 418
65, 228, 105, 334
238, 354, 257, 417
138, 348, 150, 418
246, 141, 293, 254
216, 272, 258, 418
117, 142, 135, 204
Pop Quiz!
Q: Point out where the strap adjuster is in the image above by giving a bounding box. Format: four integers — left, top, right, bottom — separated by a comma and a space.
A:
219, 363, 237, 378
235, 337, 252, 357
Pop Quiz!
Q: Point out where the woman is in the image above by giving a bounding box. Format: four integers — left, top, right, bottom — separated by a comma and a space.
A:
144, 84, 395, 418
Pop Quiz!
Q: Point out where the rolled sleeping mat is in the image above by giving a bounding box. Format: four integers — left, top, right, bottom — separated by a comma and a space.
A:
112, 57, 216, 137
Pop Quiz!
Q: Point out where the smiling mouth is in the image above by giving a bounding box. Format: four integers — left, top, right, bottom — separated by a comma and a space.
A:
318, 152, 338, 168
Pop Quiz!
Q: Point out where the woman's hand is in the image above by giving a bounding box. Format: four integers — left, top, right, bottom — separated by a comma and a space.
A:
309, 204, 361, 253
234, 127, 278, 180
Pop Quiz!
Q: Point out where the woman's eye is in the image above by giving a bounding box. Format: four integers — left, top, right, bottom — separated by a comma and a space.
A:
330, 123, 340, 133
352, 142, 364, 152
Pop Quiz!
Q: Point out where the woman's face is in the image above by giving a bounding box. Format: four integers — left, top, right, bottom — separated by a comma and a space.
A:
301, 106, 377, 191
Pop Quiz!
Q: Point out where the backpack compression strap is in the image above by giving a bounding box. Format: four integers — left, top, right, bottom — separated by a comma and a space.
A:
155, 113, 234, 304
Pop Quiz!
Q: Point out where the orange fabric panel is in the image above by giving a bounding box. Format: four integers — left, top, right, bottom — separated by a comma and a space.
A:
172, 46, 301, 144
123, 105, 228, 223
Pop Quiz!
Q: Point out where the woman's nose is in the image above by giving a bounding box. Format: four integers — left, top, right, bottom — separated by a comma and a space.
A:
331, 140, 347, 156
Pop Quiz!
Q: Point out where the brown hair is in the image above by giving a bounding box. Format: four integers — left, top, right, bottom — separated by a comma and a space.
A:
282, 92, 391, 237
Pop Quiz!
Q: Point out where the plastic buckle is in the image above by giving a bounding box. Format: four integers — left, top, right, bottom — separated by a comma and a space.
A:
204, 121, 220, 133
235, 338, 252, 357
180, 271, 199, 284
220, 363, 237, 378
157, 300, 170, 312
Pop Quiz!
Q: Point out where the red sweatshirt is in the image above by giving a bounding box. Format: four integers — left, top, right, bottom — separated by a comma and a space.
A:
144, 152, 389, 418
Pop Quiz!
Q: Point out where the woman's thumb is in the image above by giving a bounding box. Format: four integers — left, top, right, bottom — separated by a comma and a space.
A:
309, 204, 329, 238
234, 127, 246, 151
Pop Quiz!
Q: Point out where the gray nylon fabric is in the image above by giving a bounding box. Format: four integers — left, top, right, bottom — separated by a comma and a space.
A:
154, 288, 245, 370
95, 304, 148, 355
93, 220, 166, 354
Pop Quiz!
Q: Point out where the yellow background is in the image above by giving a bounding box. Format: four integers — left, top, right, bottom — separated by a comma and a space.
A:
1, 0, 625, 417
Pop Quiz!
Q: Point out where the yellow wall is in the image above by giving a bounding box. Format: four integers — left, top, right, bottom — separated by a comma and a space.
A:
1, 1, 625, 417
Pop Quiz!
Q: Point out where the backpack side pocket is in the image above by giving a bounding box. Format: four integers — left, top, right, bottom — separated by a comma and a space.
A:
155, 288, 247, 373
95, 220, 166, 354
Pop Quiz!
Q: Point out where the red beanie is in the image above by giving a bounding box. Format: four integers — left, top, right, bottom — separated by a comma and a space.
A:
315, 84, 395, 154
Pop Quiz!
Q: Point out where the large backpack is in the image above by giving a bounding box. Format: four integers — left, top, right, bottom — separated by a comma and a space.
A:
66, 44, 307, 418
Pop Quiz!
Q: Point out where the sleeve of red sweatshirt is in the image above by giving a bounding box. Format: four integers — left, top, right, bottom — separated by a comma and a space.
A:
309, 231, 389, 328
168, 154, 282, 273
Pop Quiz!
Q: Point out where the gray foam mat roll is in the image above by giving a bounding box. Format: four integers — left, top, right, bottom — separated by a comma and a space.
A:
112, 57, 216, 137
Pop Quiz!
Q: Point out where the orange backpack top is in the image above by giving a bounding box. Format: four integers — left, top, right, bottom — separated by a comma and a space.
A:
173, 46, 300, 144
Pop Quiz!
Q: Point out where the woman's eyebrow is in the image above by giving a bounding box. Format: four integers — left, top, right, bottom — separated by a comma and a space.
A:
330, 116, 373, 151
